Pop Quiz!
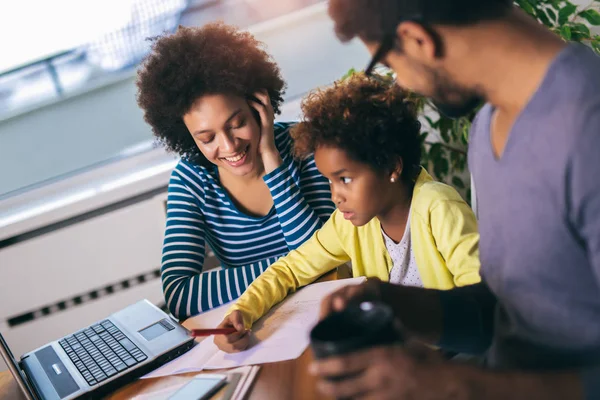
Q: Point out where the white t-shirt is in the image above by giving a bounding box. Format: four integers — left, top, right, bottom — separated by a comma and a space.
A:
382, 211, 423, 287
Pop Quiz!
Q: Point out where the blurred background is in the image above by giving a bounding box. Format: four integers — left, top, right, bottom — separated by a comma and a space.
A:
0, 0, 369, 370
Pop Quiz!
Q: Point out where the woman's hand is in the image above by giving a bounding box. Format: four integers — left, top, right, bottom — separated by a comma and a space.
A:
249, 90, 282, 173
213, 310, 251, 353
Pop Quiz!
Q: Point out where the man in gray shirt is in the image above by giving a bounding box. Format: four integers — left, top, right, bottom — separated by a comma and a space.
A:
310, 0, 600, 399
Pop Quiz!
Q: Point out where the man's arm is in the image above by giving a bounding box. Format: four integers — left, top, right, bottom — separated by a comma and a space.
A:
381, 282, 496, 351
310, 345, 588, 400
320, 278, 496, 350
463, 366, 584, 400
436, 283, 496, 353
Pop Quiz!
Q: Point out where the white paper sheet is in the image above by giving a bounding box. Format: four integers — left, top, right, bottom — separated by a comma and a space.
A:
142, 277, 366, 378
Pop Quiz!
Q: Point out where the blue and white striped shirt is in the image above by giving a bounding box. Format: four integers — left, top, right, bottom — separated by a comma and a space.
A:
161, 122, 335, 318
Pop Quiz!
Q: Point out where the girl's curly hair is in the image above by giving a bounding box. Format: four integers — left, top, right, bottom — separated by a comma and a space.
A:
291, 72, 422, 184
136, 23, 286, 165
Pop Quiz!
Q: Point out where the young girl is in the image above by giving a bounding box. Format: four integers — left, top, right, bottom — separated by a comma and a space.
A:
215, 73, 481, 352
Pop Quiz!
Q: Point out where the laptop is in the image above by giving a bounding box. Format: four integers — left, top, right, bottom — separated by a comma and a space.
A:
1, 299, 195, 399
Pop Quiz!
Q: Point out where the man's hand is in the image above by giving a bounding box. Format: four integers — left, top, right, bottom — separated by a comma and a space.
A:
309, 344, 467, 400
319, 278, 384, 320
309, 344, 585, 400
321, 278, 444, 343
213, 310, 251, 353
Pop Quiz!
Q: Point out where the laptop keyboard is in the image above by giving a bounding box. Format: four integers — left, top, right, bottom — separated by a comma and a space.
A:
58, 320, 147, 386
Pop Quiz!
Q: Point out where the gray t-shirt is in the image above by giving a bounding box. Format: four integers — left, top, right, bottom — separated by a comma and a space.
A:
467, 43, 600, 395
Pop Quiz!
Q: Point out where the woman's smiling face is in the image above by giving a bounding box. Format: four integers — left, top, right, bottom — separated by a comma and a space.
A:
184, 93, 262, 177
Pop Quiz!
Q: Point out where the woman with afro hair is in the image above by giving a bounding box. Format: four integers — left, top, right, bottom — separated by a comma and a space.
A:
136, 23, 334, 318
214, 73, 481, 352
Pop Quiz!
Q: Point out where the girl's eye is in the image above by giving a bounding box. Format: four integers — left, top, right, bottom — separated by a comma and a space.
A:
199, 137, 214, 145
341, 177, 352, 184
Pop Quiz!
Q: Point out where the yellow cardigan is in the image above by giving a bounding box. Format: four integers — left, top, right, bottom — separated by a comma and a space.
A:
229, 169, 481, 327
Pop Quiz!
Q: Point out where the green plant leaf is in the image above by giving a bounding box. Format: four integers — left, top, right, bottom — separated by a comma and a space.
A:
440, 129, 450, 143
558, 4, 577, 24
437, 157, 450, 179
450, 149, 460, 166
546, 7, 557, 22
515, 0, 536, 16
452, 176, 465, 189
420, 140, 429, 165
429, 142, 443, 159
342, 68, 357, 80
536, 7, 552, 25
454, 120, 465, 142
579, 9, 600, 25
561, 25, 572, 39
419, 132, 429, 143
548, 0, 561, 9
571, 22, 592, 38
461, 122, 470, 144
457, 154, 466, 171
424, 116, 438, 128
439, 118, 453, 143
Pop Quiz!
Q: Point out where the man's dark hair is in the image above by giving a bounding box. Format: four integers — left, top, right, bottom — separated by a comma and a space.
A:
329, 0, 513, 43
291, 72, 422, 186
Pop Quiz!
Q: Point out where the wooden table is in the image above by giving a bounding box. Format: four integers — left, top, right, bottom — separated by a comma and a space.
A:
0, 272, 339, 400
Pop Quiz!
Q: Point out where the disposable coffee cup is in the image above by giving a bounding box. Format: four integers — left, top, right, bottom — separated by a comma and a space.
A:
310, 301, 402, 361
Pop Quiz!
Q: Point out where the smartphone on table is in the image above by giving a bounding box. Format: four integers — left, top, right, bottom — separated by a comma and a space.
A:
168, 374, 228, 400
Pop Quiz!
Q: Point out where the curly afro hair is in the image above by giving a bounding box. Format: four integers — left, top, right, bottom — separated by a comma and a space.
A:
136, 23, 286, 165
291, 72, 422, 185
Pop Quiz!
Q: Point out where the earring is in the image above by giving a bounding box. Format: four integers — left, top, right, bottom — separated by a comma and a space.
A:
390, 177, 396, 183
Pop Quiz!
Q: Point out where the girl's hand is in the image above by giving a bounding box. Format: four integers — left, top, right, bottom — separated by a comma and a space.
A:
213, 310, 251, 353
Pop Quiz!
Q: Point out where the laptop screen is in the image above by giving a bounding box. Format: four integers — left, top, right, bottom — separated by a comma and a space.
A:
0, 332, 36, 400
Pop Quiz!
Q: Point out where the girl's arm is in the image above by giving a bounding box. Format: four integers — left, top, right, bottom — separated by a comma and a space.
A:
226, 210, 350, 328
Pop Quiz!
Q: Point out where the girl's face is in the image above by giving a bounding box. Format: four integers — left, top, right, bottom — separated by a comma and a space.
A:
183, 94, 262, 177
314, 145, 397, 226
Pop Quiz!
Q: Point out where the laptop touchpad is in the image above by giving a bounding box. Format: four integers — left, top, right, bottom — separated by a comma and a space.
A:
35, 346, 79, 398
